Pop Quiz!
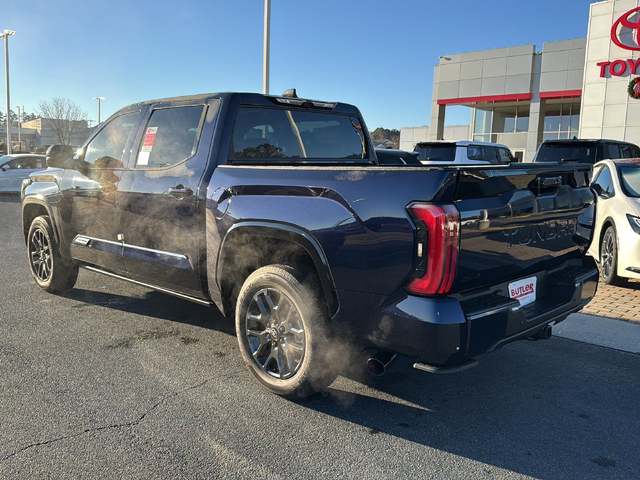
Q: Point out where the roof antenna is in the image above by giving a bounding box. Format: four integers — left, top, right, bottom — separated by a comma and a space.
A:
282, 88, 298, 98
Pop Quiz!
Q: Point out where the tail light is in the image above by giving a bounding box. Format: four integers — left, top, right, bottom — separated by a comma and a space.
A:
407, 204, 460, 295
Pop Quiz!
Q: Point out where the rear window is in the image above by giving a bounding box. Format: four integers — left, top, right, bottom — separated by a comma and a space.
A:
230, 107, 368, 161
534, 143, 596, 164
414, 144, 456, 162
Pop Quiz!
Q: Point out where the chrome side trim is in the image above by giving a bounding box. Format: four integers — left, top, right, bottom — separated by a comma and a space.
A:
72, 235, 120, 247
72, 234, 188, 260
122, 243, 188, 260
81, 265, 212, 306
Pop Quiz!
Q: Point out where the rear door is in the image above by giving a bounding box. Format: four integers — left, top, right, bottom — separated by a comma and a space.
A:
117, 99, 219, 297
453, 163, 594, 293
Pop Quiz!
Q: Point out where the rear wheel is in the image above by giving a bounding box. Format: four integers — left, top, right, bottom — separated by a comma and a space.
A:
27, 215, 78, 294
600, 225, 626, 286
235, 264, 337, 398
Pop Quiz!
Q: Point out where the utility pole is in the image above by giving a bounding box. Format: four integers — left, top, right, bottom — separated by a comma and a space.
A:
93, 96, 105, 125
263, 0, 271, 95
15, 104, 23, 151
1, 30, 16, 154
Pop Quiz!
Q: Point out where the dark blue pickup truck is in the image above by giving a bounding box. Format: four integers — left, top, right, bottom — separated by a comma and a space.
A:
21, 91, 598, 398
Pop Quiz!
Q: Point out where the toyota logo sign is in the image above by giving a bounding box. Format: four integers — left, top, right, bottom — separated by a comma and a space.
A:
612, 7, 640, 51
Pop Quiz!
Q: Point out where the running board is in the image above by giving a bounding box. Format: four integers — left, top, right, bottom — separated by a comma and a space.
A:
413, 359, 478, 374
81, 265, 213, 306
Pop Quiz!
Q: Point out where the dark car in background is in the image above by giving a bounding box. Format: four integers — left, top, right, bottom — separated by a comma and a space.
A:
375, 148, 422, 165
531, 139, 640, 165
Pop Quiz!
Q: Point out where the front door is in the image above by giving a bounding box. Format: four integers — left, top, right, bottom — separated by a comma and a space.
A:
61, 109, 143, 274
117, 100, 217, 297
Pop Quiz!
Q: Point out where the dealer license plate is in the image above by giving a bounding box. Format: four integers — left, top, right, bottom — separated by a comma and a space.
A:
508, 276, 537, 307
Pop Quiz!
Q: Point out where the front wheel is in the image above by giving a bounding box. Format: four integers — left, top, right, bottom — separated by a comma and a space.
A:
600, 225, 626, 286
27, 215, 79, 294
235, 264, 337, 398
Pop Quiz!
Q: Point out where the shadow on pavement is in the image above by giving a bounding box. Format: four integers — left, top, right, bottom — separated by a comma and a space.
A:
297, 341, 640, 479
63, 287, 235, 336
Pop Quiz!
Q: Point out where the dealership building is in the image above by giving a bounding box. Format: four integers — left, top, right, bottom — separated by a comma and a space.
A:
400, 0, 640, 162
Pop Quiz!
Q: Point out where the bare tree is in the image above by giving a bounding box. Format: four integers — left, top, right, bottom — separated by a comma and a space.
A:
37, 98, 89, 145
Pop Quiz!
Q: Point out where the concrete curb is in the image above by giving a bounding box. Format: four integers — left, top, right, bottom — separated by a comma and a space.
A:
554, 312, 640, 354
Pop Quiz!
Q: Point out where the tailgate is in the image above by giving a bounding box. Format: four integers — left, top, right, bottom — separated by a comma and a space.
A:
453, 164, 594, 293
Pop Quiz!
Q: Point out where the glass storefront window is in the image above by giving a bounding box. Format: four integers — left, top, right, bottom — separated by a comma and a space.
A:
492, 107, 516, 133
516, 106, 530, 132
570, 104, 580, 131
544, 105, 561, 132
474, 109, 492, 135
543, 103, 579, 140
561, 104, 571, 132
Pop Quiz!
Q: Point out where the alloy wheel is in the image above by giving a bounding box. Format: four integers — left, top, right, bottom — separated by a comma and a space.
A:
602, 231, 615, 280
245, 288, 306, 379
29, 228, 52, 283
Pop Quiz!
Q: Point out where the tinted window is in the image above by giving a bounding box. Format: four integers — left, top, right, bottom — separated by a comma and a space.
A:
592, 165, 614, 197
498, 148, 513, 164
84, 112, 141, 168
619, 144, 640, 158
467, 145, 500, 164
376, 150, 421, 165
3, 157, 41, 169
534, 143, 596, 164
619, 166, 640, 198
414, 144, 456, 162
231, 107, 367, 160
135, 106, 204, 168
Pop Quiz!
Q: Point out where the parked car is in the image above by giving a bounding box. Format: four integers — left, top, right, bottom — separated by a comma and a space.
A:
0, 154, 46, 193
375, 148, 422, 165
531, 139, 640, 165
588, 159, 640, 285
21, 91, 598, 398
413, 141, 514, 165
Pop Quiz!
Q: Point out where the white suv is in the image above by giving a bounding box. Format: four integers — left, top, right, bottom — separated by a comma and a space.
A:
414, 141, 514, 165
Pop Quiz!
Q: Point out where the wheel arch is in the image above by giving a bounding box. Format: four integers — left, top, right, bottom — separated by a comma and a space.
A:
22, 198, 59, 245
598, 216, 616, 261
216, 222, 339, 318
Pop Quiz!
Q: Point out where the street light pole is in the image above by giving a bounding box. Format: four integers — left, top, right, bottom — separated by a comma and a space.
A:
15, 104, 23, 152
1, 30, 16, 155
263, 0, 271, 95
93, 96, 105, 125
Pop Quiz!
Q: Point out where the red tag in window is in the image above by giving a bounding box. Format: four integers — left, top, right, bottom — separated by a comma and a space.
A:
143, 127, 158, 147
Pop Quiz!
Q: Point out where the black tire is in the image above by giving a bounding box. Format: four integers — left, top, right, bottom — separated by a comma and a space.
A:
235, 264, 337, 398
600, 225, 626, 286
27, 215, 78, 294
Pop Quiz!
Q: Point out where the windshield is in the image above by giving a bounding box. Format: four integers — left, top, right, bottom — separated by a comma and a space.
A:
414, 144, 456, 162
534, 143, 596, 163
619, 166, 640, 198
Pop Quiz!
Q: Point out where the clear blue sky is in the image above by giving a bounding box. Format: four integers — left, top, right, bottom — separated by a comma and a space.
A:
3, 0, 594, 130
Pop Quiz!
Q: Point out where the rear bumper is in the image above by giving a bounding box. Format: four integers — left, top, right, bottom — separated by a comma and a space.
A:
333, 256, 598, 368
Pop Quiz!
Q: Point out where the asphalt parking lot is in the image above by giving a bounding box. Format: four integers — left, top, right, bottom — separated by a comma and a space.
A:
1, 196, 639, 479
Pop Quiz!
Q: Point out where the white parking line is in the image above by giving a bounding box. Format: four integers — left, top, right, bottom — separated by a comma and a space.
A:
554, 313, 640, 354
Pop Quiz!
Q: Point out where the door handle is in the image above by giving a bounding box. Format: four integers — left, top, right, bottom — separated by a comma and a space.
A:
167, 187, 193, 199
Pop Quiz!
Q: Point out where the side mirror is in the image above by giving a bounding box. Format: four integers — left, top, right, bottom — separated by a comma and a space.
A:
591, 183, 604, 197
46, 145, 75, 169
